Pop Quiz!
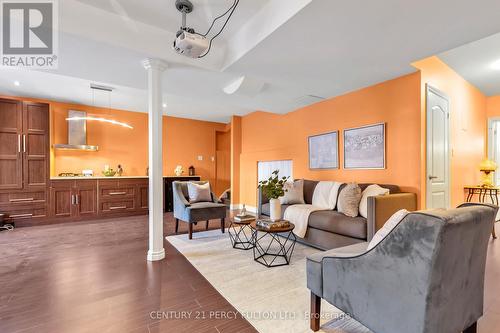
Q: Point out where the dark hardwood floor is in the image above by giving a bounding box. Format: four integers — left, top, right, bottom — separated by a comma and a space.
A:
1, 215, 500, 333
0, 214, 256, 333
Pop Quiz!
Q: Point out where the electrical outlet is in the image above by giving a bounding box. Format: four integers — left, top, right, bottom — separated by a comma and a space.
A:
198, 155, 203, 161
211, 156, 215, 162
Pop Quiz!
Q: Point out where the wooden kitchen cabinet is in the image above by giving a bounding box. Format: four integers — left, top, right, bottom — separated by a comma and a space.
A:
50, 180, 97, 220
74, 180, 98, 218
0, 99, 49, 224
98, 178, 147, 216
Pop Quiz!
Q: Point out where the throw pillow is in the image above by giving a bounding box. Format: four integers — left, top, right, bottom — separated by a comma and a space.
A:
187, 182, 212, 203
367, 209, 409, 250
279, 179, 305, 205
337, 183, 362, 217
359, 184, 390, 218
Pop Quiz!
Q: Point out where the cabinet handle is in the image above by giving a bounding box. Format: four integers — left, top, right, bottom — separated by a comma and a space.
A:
18, 134, 21, 153
110, 206, 126, 210
23, 135, 26, 153
9, 198, 34, 202
71, 194, 75, 205
10, 213, 33, 219
109, 192, 127, 195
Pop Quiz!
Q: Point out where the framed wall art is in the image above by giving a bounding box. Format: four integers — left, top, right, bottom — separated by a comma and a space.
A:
344, 123, 386, 169
308, 131, 339, 169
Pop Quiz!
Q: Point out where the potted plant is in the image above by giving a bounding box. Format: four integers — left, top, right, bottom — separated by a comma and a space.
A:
258, 170, 289, 221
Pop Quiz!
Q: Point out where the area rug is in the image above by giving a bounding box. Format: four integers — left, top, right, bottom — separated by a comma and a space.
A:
166, 229, 372, 333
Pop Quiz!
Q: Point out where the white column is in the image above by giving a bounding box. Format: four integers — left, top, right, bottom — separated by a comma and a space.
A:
143, 58, 168, 261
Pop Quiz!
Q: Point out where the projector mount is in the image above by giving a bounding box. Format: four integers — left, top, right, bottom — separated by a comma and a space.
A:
175, 0, 194, 36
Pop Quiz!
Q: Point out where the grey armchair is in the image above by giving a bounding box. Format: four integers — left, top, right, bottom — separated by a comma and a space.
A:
307, 203, 497, 333
172, 181, 227, 239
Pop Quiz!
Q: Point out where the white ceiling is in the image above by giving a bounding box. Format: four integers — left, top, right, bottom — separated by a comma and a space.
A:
439, 32, 500, 96
2, 0, 500, 122
74, 0, 269, 43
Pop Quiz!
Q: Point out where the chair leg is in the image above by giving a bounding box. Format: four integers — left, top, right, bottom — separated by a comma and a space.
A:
221, 218, 225, 233
175, 218, 179, 234
206, 220, 209, 230
310, 292, 321, 332
464, 322, 477, 333
188, 223, 193, 240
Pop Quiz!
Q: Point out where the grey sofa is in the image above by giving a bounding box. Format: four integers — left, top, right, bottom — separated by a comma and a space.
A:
306, 203, 497, 333
258, 180, 417, 250
172, 181, 227, 239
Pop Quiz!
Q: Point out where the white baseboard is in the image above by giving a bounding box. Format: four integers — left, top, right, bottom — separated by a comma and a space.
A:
230, 204, 257, 213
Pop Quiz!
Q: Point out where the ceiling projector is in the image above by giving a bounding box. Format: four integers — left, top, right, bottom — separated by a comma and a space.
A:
172, 0, 239, 59
173, 31, 209, 58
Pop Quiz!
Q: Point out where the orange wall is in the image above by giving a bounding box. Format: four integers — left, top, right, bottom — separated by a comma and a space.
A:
0, 95, 226, 184
215, 130, 231, 196
413, 56, 487, 208
487, 95, 500, 118
236, 73, 422, 207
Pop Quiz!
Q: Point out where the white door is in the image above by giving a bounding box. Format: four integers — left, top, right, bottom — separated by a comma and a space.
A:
426, 85, 450, 209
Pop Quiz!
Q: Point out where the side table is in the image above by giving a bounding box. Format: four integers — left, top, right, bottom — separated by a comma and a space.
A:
251, 221, 296, 267
464, 185, 498, 239
228, 218, 255, 250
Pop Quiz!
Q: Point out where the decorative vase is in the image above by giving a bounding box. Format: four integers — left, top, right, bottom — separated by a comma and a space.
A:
269, 198, 281, 222
174, 165, 184, 176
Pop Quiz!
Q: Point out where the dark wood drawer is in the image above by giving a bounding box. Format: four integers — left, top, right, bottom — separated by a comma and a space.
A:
99, 186, 135, 199
99, 199, 135, 214
0, 190, 46, 206
2, 204, 47, 220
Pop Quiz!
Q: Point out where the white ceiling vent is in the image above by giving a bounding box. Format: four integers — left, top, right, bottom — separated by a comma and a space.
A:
294, 95, 326, 107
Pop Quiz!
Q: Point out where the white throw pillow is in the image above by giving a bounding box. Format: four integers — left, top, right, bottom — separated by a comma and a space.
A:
359, 184, 390, 218
367, 209, 409, 251
187, 182, 212, 203
279, 180, 305, 205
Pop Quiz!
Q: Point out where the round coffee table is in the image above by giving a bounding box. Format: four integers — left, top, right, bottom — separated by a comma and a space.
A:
228, 218, 256, 250
250, 221, 297, 267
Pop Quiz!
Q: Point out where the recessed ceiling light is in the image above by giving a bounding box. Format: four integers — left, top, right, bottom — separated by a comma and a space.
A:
13, 81, 20, 86
491, 59, 500, 70
162, 103, 167, 108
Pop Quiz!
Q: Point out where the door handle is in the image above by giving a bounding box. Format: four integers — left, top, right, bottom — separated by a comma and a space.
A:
428, 175, 438, 180
23, 135, 26, 153
18, 134, 21, 153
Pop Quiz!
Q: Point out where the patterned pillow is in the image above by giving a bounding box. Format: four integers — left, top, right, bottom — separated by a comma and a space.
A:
279, 180, 305, 205
337, 183, 362, 217
187, 182, 212, 203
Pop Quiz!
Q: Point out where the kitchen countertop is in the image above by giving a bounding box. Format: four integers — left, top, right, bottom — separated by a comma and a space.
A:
50, 175, 200, 180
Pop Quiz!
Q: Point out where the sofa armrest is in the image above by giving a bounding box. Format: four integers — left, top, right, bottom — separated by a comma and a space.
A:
366, 192, 417, 241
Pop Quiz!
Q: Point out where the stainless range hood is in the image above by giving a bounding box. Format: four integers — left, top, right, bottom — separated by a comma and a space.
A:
53, 110, 99, 151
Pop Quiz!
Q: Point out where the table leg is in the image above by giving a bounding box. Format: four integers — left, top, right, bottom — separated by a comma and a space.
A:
466, 189, 473, 202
